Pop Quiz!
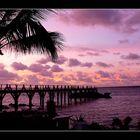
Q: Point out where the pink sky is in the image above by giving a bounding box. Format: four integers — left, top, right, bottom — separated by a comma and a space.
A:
1, 9, 140, 87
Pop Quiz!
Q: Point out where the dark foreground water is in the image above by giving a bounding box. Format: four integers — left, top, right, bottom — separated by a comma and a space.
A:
57, 86, 140, 129
2, 86, 140, 129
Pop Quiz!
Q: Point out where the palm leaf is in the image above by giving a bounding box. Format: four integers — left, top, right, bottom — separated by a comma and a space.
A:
0, 9, 64, 60
6, 20, 63, 60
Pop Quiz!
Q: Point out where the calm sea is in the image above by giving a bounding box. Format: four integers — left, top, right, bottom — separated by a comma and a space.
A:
57, 86, 140, 129
2, 86, 140, 129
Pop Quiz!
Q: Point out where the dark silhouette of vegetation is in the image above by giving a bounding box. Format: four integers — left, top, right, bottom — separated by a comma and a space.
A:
0, 9, 64, 60
0, 110, 140, 130
112, 116, 132, 130
71, 115, 136, 130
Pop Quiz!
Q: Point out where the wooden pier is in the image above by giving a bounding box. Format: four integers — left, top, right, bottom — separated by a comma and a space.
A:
0, 84, 98, 111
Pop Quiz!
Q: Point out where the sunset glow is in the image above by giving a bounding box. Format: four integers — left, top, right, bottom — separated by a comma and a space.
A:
1, 9, 140, 87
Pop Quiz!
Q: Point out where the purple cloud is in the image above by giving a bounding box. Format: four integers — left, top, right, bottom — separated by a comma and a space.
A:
44, 65, 51, 69
37, 57, 51, 64
11, 62, 28, 70
0, 63, 5, 69
121, 53, 140, 60
62, 76, 72, 81
100, 50, 110, 53
87, 52, 100, 56
76, 72, 93, 83
51, 65, 63, 72
96, 62, 114, 68
55, 55, 68, 64
25, 75, 39, 85
39, 70, 53, 77
124, 11, 140, 33
136, 62, 140, 65
113, 52, 120, 55
96, 70, 111, 78
68, 58, 93, 68
37, 55, 68, 65
78, 52, 100, 57
120, 74, 129, 80
78, 54, 86, 57
62, 74, 77, 81
59, 10, 122, 27
119, 39, 129, 44
0, 63, 20, 83
28, 64, 45, 72
81, 62, 93, 68
58, 10, 140, 34
0, 69, 19, 80
68, 58, 81, 67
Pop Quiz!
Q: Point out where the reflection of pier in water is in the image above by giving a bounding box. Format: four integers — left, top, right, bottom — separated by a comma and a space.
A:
0, 84, 97, 111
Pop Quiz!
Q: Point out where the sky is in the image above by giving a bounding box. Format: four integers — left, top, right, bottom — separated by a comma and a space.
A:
1, 9, 140, 87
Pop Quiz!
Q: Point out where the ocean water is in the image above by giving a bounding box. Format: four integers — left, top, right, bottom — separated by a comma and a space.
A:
2, 86, 140, 129
57, 86, 140, 129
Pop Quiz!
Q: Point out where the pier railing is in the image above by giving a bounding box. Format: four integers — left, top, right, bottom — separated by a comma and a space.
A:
0, 84, 97, 112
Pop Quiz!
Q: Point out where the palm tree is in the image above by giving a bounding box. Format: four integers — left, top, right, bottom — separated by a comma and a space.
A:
0, 9, 64, 60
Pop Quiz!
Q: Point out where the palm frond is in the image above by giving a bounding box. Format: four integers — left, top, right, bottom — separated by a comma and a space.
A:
0, 9, 52, 39
0, 10, 18, 26
6, 29, 64, 60
0, 9, 64, 60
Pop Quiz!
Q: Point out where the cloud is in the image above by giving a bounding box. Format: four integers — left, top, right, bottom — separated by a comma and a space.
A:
96, 62, 114, 68
58, 10, 140, 34
0, 64, 21, 84
37, 57, 51, 64
119, 39, 129, 44
121, 53, 140, 60
51, 65, 63, 72
39, 70, 53, 77
113, 52, 120, 55
76, 72, 93, 83
45, 79, 69, 85
44, 65, 51, 69
124, 11, 140, 33
68, 58, 93, 68
100, 50, 110, 53
28, 63, 52, 76
55, 55, 68, 64
78, 52, 100, 57
78, 49, 110, 57
37, 55, 68, 65
0, 70, 17, 79
96, 70, 111, 78
25, 75, 39, 85
62, 74, 77, 82
0, 69, 19, 83
28, 63, 45, 72
11, 62, 28, 70
118, 61, 139, 66
87, 52, 100, 56
68, 58, 81, 67
119, 74, 129, 80
81, 62, 93, 68
0, 63, 5, 69
78, 54, 86, 57
62, 76, 73, 81
59, 10, 122, 27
